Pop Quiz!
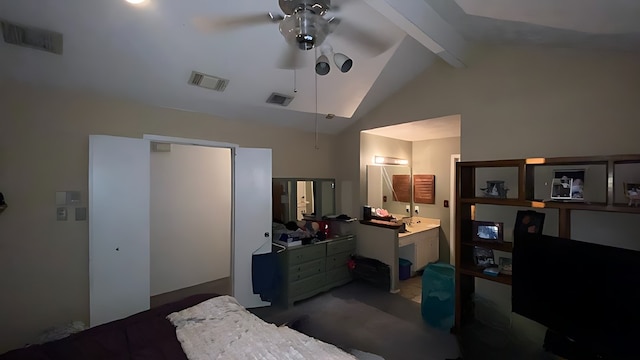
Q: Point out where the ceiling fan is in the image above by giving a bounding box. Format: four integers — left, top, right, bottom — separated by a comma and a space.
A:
194, 0, 392, 75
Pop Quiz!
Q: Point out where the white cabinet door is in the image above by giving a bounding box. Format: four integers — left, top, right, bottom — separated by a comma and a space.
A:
234, 147, 272, 308
425, 228, 440, 264
89, 135, 150, 327
415, 228, 440, 270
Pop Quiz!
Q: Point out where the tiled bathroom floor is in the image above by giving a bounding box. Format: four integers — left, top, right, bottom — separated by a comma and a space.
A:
398, 275, 422, 304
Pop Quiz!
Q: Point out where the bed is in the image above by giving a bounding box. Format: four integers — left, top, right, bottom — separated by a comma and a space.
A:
0, 294, 359, 360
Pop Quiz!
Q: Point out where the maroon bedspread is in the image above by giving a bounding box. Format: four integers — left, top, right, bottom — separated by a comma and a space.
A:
0, 294, 218, 360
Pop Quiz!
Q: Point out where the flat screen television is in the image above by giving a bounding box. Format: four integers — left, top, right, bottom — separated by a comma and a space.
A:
512, 234, 640, 359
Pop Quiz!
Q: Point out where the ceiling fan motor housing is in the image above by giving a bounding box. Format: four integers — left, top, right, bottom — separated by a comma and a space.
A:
279, 0, 331, 50
279, 0, 331, 16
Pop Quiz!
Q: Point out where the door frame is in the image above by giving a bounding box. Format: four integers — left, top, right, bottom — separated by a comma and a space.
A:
143, 134, 239, 296
450, 153, 460, 264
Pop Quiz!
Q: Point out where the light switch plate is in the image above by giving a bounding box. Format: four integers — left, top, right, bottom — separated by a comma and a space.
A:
414, 205, 420, 214
66, 191, 81, 205
55, 192, 67, 205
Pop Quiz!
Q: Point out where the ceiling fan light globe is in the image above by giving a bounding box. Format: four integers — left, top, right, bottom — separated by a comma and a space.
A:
334, 53, 352, 73
315, 55, 330, 75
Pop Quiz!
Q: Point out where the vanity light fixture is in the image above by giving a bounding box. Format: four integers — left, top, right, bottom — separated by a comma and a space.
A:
374, 156, 408, 165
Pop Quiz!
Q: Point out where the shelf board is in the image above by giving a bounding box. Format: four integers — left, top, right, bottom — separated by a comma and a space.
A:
461, 198, 640, 214
462, 240, 513, 252
461, 198, 545, 208
459, 265, 512, 285
542, 202, 640, 213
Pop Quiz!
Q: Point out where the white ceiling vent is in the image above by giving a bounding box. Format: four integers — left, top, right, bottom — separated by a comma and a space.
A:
1, 21, 63, 55
188, 71, 229, 92
266, 93, 294, 107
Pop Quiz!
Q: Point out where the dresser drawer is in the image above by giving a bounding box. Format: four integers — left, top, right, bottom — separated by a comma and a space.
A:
287, 244, 326, 266
326, 237, 355, 256
325, 251, 351, 271
325, 266, 351, 284
288, 258, 325, 282
289, 273, 326, 298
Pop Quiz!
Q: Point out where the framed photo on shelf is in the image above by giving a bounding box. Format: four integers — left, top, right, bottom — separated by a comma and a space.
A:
499, 257, 512, 275
623, 182, 640, 207
472, 220, 504, 243
473, 246, 495, 268
551, 169, 585, 201
514, 210, 545, 238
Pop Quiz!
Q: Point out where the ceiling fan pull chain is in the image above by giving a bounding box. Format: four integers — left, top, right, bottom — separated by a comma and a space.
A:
293, 68, 297, 93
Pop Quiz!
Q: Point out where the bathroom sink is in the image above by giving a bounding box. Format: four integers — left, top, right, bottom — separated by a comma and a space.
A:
399, 223, 411, 233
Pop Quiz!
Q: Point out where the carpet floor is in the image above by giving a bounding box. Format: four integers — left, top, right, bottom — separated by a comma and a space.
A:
250, 280, 461, 360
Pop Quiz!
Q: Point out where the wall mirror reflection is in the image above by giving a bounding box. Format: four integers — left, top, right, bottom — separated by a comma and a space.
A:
272, 178, 336, 223
366, 165, 412, 216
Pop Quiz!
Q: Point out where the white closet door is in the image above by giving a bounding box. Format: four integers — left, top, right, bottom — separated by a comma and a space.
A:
89, 135, 150, 326
234, 147, 272, 308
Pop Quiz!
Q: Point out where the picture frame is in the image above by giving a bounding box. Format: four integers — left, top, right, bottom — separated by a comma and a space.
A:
499, 257, 512, 275
550, 169, 585, 201
514, 210, 545, 238
623, 182, 640, 207
472, 220, 504, 243
473, 246, 495, 268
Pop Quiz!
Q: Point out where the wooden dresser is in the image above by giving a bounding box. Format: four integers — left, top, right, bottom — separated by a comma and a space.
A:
278, 235, 356, 307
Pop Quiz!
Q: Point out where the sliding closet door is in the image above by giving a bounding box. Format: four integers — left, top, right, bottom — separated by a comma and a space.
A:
234, 147, 272, 308
89, 135, 150, 326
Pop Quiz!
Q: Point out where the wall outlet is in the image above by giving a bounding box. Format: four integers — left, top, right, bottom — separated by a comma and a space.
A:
56, 207, 67, 221
405, 204, 410, 213
414, 205, 419, 214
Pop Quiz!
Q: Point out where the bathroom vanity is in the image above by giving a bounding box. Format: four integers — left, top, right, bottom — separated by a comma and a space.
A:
357, 217, 440, 293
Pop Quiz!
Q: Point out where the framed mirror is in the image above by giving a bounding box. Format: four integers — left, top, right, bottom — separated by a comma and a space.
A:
366, 165, 411, 217
272, 178, 336, 223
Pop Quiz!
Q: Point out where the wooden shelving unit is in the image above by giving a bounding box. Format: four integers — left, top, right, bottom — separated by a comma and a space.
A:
454, 154, 640, 331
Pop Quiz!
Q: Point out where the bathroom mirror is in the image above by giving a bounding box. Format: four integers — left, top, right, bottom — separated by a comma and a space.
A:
366, 165, 411, 217
272, 178, 336, 223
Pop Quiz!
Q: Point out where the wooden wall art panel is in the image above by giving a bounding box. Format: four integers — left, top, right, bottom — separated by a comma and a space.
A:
414, 174, 435, 204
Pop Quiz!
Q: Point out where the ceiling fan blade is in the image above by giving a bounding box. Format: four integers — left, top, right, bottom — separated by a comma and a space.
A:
331, 21, 395, 56
277, 44, 303, 70
192, 13, 281, 32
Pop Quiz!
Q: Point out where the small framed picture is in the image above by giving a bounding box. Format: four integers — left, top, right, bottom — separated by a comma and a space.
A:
514, 210, 545, 238
473, 246, 495, 268
550, 169, 585, 200
499, 257, 512, 275
472, 220, 504, 242
624, 182, 640, 207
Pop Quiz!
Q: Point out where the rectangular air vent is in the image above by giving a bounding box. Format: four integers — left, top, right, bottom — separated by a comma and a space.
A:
266, 92, 294, 107
1, 21, 63, 55
188, 71, 229, 92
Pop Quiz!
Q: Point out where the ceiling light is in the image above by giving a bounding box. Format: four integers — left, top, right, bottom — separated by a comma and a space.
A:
374, 156, 408, 165
126, 0, 146, 4
315, 54, 330, 75
334, 53, 352, 73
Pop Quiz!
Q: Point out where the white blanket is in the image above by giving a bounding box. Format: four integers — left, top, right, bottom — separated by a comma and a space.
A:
167, 295, 356, 360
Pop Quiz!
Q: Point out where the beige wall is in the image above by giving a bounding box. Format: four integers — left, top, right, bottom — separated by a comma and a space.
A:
412, 136, 460, 263
339, 44, 640, 224
150, 144, 231, 296
2, 43, 639, 352
360, 132, 412, 218
336, 44, 640, 343
0, 81, 337, 352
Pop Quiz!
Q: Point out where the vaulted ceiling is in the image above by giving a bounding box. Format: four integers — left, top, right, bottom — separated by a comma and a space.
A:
1, 0, 638, 136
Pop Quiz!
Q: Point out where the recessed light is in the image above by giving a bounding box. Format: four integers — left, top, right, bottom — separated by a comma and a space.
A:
126, 0, 146, 4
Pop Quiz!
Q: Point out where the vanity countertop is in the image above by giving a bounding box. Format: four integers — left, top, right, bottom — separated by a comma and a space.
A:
398, 217, 440, 238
